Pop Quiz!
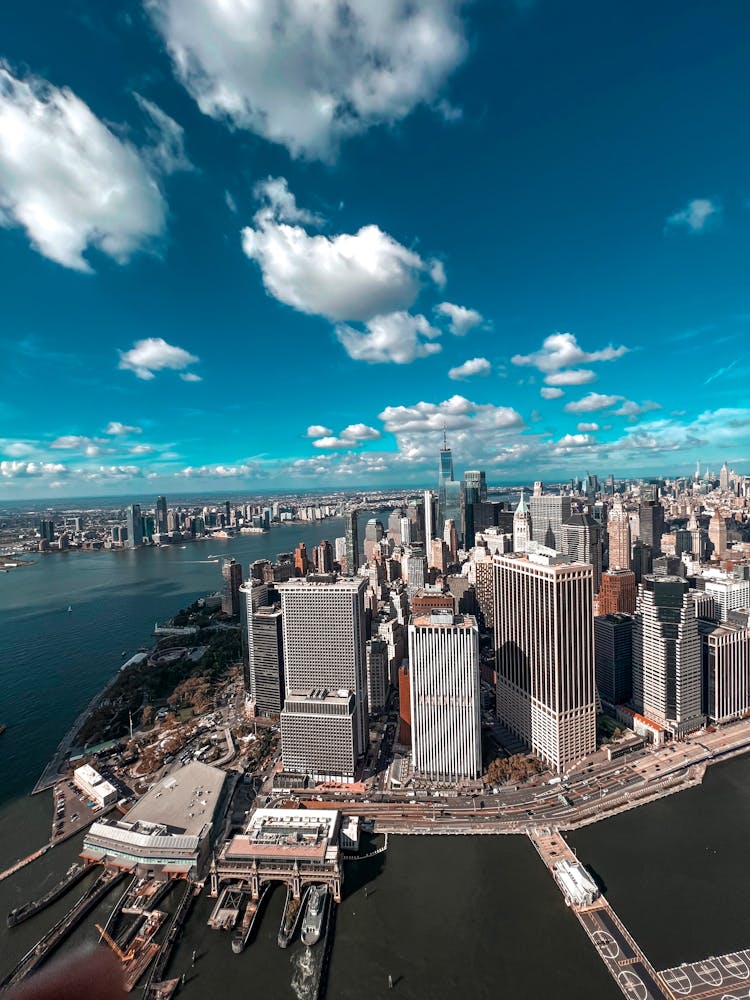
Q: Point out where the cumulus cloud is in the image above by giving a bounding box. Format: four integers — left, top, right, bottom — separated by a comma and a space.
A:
118, 337, 200, 380
341, 423, 381, 442
435, 302, 484, 336
105, 422, 142, 436
380, 395, 523, 435
242, 181, 442, 323
564, 392, 624, 413
512, 332, 628, 374
148, 0, 469, 160
666, 198, 720, 234
335, 312, 442, 364
613, 399, 661, 419
310, 422, 382, 449
1, 460, 67, 479
0, 64, 167, 271
577, 422, 599, 432
306, 425, 332, 439
176, 463, 261, 479
544, 368, 596, 387
448, 357, 491, 380
540, 387, 564, 400
553, 433, 596, 451
179, 372, 202, 382
50, 435, 113, 457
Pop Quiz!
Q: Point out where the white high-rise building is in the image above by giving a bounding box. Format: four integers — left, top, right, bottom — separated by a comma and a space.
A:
699, 618, 750, 724
703, 576, 750, 623
424, 489, 434, 554
494, 553, 596, 772
278, 575, 369, 756
633, 575, 703, 737
513, 491, 532, 554
608, 495, 631, 570
239, 579, 269, 705
408, 610, 481, 781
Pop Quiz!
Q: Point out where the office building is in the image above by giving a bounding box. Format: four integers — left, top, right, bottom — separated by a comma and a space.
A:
280, 690, 357, 782
73, 764, 117, 809
703, 577, 750, 623
252, 606, 285, 716
438, 433, 463, 542
639, 500, 664, 556
424, 490, 435, 554
632, 576, 703, 737
708, 511, 727, 561
463, 469, 487, 548
125, 503, 143, 548
607, 495, 631, 570
156, 495, 168, 535
398, 664, 412, 745
699, 620, 750, 724
594, 613, 633, 709
562, 513, 602, 592
598, 568, 637, 615
494, 553, 596, 772
221, 558, 243, 616
529, 492, 571, 551
404, 550, 428, 595
344, 510, 359, 575
240, 579, 269, 698
366, 638, 389, 714
278, 576, 369, 751
513, 491, 532, 554
363, 518, 384, 562
314, 539, 334, 573
408, 610, 481, 781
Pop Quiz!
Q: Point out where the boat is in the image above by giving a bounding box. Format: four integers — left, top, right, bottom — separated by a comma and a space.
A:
0, 724, 6, 736
300, 885, 328, 947
67, 606, 72, 613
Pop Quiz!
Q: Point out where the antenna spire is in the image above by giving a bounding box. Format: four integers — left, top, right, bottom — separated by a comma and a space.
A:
442, 424, 447, 450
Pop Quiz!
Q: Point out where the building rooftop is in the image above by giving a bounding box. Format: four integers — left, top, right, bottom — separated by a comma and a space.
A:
410, 611, 477, 629
224, 807, 341, 862
122, 760, 226, 837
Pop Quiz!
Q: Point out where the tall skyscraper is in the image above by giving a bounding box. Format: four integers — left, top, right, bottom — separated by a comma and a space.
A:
463, 469, 487, 548
639, 499, 664, 556
278, 575, 369, 750
607, 495, 631, 570
240, 579, 269, 703
344, 510, 360, 575
513, 491, 532, 553
251, 606, 285, 716
632, 575, 703, 737
424, 489, 434, 554
125, 504, 143, 548
708, 510, 727, 561
699, 618, 750, 724
366, 638, 389, 713
494, 553, 596, 772
594, 613, 633, 709
156, 495, 168, 535
408, 610, 481, 781
720, 462, 730, 492
562, 513, 602, 592
529, 492, 571, 551
221, 558, 243, 616
438, 432, 462, 542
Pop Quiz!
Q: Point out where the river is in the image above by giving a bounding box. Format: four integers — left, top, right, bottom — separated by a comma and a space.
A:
1, 513, 750, 996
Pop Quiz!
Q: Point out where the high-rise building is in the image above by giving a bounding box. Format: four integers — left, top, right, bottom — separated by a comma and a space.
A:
513, 491, 532, 554
598, 568, 637, 615
639, 500, 664, 556
314, 540, 334, 573
408, 610, 481, 781
703, 577, 750, 623
294, 543, 310, 577
443, 519, 459, 562
494, 553, 596, 772
607, 495, 631, 570
529, 493, 571, 551
156, 495, 168, 535
594, 613, 633, 709
240, 579, 269, 700
404, 550, 427, 595
708, 511, 727, 561
251, 605, 285, 715
366, 638, 389, 714
363, 519, 385, 563
699, 619, 750, 724
633, 575, 703, 737
398, 664, 411, 746
424, 490, 434, 554
280, 690, 357, 781
562, 513, 602, 592
474, 556, 495, 632
438, 433, 462, 541
720, 462, 730, 492
278, 576, 369, 750
221, 558, 243, 616
125, 504, 143, 548
463, 469, 487, 548
344, 510, 359, 576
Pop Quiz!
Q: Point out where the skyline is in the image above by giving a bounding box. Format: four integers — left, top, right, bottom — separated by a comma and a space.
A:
2, 1, 750, 498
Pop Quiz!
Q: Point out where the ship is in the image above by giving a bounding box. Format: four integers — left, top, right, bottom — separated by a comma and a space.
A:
0, 724, 6, 736
300, 885, 328, 947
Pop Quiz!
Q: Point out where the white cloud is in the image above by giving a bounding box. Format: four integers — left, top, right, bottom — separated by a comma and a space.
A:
118, 337, 200, 380
577, 422, 599, 432
435, 301, 484, 336
613, 399, 661, 419
0, 64, 167, 271
1, 460, 67, 479
130, 443, 155, 455
666, 198, 720, 234
564, 392, 624, 413
335, 312, 442, 364
380, 395, 523, 435
105, 422, 142, 436
512, 332, 628, 373
310, 422, 382, 449
253, 176, 321, 225
0, 440, 36, 457
242, 183, 442, 323
540, 387, 564, 400
148, 0, 469, 160
312, 436, 350, 450
306, 425, 332, 439
544, 368, 596, 387
177, 463, 260, 479
340, 423, 381, 442
179, 372, 202, 382
133, 93, 192, 175
448, 357, 491, 380
553, 433, 596, 451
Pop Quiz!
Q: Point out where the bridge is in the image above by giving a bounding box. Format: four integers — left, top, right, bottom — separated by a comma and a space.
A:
210, 856, 342, 903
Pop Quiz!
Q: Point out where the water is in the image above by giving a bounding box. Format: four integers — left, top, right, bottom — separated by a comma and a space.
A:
3, 512, 750, 996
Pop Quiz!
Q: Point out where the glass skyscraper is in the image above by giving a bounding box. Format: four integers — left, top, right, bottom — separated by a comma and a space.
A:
438, 433, 463, 542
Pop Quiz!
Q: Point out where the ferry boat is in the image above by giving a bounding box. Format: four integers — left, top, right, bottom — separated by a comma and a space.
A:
300, 885, 328, 947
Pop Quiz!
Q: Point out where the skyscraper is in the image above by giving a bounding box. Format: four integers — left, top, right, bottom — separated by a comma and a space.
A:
494, 553, 596, 772
221, 558, 243, 616
529, 492, 571, 551
408, 610, 481, 781
251, 606, 285, 716
607, 495, 631, 570
424, 489, 434, 554
344, 510, 359, 575
156, 495, 168, 535
512, 491, 532, 554
463, 469, 487, 548
562, 512, 602, 592
240, 578, 269, 703
720, 462, 730, 492
366, 638, 389, 713
632, 575, 703, 737
639, 499, 664, 556
594, 613, 633, 709
699, 618, 750, 723
438, 432, 462, 542
598, 568, 637, 615
708, 510, 727, 561
125, 504, 143, 548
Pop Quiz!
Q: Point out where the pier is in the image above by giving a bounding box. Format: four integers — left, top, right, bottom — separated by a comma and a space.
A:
7, 861, 97, 927
0, 845, 50, 884
142, 880, 198, 998
1, 869, 127, 991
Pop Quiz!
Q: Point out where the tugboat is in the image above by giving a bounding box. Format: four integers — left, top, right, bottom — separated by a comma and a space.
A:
300, 885, 328, 947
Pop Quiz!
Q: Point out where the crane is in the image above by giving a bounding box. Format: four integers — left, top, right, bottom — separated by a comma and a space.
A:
95, 924, 135, 963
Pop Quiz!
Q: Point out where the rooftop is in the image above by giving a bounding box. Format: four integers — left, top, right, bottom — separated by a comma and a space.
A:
223, 807, 341, 862
122, 760, 226, 837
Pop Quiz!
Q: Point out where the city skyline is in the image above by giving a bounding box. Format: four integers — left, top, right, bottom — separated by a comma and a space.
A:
2, 2, 750, 499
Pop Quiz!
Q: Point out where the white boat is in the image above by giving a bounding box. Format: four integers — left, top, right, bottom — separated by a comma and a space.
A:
300, 885, 328, 946
67, 606, 72, 613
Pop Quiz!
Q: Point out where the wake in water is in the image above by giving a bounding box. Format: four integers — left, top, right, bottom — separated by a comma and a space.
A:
290, 944, 322, 1000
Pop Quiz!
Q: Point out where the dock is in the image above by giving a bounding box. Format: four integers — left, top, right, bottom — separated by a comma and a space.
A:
278, 885, 306, 949
1, 869, 127, 990
0, 845, 50, 884
7, 861, 97, 927
660, 950, 750, 998
142, 880, 198, 998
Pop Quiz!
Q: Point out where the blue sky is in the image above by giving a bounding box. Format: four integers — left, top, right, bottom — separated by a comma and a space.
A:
1, 0, 749, 498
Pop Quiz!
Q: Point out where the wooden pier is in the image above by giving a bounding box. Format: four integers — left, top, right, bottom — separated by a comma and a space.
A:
0, 845, 50, 884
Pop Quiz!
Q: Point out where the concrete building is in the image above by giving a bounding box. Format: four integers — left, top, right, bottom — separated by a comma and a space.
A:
156, 495, 168, 535
529, 493, 571, 551
221, 558, 243, 616
598, 568, 637, 616
251, 606, 285, 716
398, 664, 412, 746
408, 610, 481, 781
73, 764, 117, 809
463, 469, 487, 548
125, 503, 143, 548
280, 689, 357, 782
513, 491, 532, 554
594, 613, 633, 709
494, 553, 597, 772
83, 761, 226, 877
240, 579, 269, 703
708, 511, 727, 561
344, 510, 359, 575
704, 577, 750, 623
366, 638, 389, 714
607, 496, 631, 570
699, 619, 750, 724
639, 500, 664, 556
633, 576, 703, 737
562, 513, 602, 593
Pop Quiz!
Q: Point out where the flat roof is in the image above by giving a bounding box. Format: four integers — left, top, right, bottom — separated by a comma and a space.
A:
410, 611, 476, 629
123, 760, 226, 837
223, 807, 340, 862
